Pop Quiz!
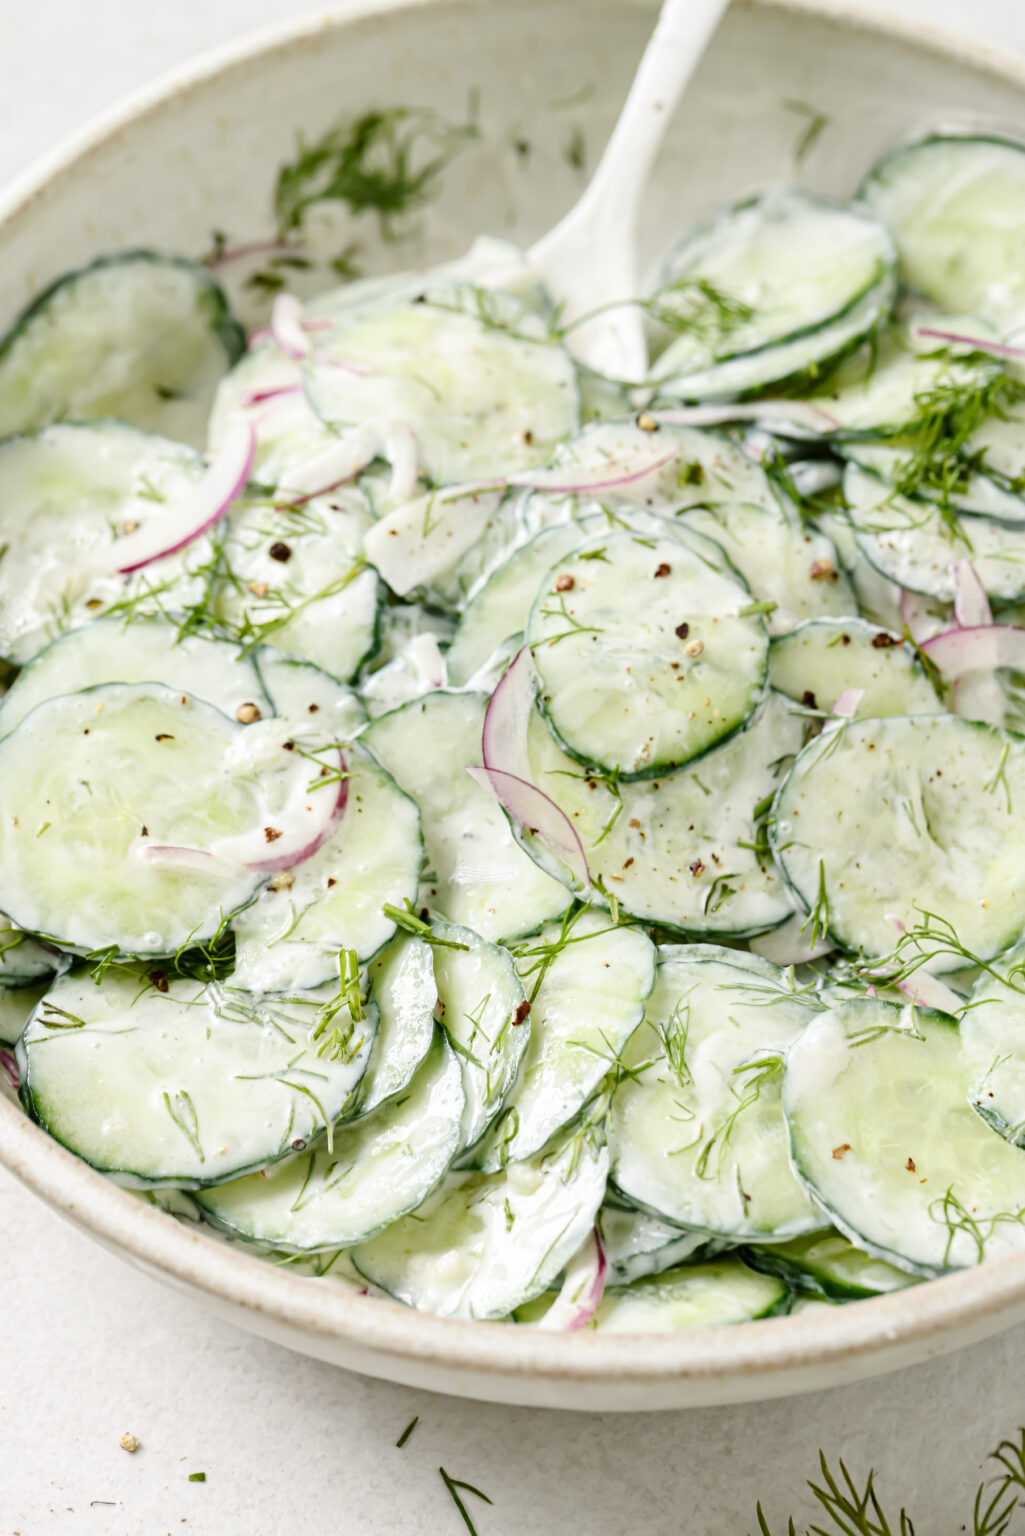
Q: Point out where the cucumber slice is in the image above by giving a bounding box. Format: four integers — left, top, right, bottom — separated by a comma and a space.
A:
783, 998, 1025, 1276
19, 967, 376, 1187
741, 1230, 917, 1300
813, 508, 907, 633
0, 421, 212, 666
254, 652, 367, 740
0, 252, 244, 447
0, 982, 48, 1047
431, 919, 529, 1151
363, 691, 571, 941
680, 503, 856, 634
194, 1030, 463, 1249
598, 1204, 726, 1284
527, 531, 768, 779
0, 617, 270, 739
0, 683, 276, 954
208, 343, 338, 488
0, 922, 59, 985
351, 1120, 608, 1319
652, 278, 895, 401
653, 191, 896, 381
360, 632, 446, 719
526, 689, 803, 936
808, 327, 996, 438
588, 1259, 788, 1331
844, 442, 1025, 524
773, 713, 1025, 967
212, 489, 380, 681
353, 936, 437, 1120
860, 133, 1025, 327
470, 908, 656, 1170
305, 288, 579, 485
230, 743, 421, 992
844, 462, 1025, 602
768, 617, 940, 716
960, 939, 1025, 1146
609, 946, 823, 1240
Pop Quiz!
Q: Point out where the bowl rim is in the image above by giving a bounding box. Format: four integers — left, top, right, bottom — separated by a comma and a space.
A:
4, 0, 1025, 1397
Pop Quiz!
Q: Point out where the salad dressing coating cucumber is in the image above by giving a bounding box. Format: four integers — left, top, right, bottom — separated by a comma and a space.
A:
19, 967, 377, 1187
740, 1229, 917, 1301
609, 948, 823, 1241
527, 532, 768, 778
0, 616, 271, 739
588, 1259, 789, 1331
363, 691, 571, 941
352, 935, 438, 1121
0, 982, 48, 1047
783, 999, 1025, 1276
0, 253, 244, 446
194, 1030, 464, 1249
352, 1119, 608, 1319
0, 422, 212, 665
0, 683, 276, 954
772, 713, 1025, 967
960, 939, 1025, 1146
597, 1205, 727, 1285
470, 909, 656, 1170
230, 742, 422, 992
768, 617, 940, 716
524, 688, 803, 936
254, 652, 368, 740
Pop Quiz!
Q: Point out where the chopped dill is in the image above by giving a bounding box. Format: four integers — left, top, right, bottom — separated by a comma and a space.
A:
563, 125, 587, 175
395, 1415, 419, 1449
438, 1467, 493, 1536
382, 900, 470, 951
781, 99, 830, 166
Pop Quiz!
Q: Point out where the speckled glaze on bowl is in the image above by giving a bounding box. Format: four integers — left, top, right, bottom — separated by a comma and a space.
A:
3, 0, 1025, 1410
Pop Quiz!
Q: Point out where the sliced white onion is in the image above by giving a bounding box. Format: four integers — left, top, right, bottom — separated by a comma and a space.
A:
922, 625, 1025, 678
650, 401, 838, 434
110, 419, 256, 576
481, 646, 538, 784
271, 293, 310, 361
466, 767, 590, 889
363, 485, 502, 596
953, 560, 993, 629
536, 1230, 607, 1331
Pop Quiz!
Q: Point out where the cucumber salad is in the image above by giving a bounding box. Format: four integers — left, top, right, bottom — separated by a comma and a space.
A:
8, 127, 1025, 1333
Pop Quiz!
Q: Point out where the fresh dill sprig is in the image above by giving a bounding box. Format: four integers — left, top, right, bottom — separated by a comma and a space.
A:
694, 1055, 783, 1179
782, 99, 830, 166
438, 1467, 493, 1536
887, 372, 1025, 517
274, 106, 480, 240
862, 906, 1025, 998
382, 900, 470, 951
395, 1416, 419, 1449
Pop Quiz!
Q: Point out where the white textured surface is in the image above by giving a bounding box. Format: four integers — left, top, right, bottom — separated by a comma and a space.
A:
3, 2, 1025, 1532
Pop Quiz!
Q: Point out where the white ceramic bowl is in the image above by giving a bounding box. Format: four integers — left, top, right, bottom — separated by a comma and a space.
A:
4, 0, 1025, 1411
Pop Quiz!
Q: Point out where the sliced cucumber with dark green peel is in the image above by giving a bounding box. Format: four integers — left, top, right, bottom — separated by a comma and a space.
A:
0, 922, 59, 985
351, 935, 437, 1121
0, 421, 211, 665
769, 617, 940, 716
783, 998, 1025, 1276
960, 939, 1025, 1146
844, 462, 1025, 603
741, 1230, 917, 1301
431, 919, 529, 1152
213, 489, 380, 681
230, 743, 421, 992
363, 691, 571, 941
587, 1259, 788, 1331
525, 689, 803, 936
19, 967, 376, 1187
194, 1030, 463, 1249
351, 1120, 608, 1319
0, 683, 275, 955
0, 982, 48, 1047
808, 326, 997, 438
813, 508, 907, 633
0, 617, 270, 739
844, 441, 1025, 524
860, 133, 1025, 327
609, 947, 823, 1241
652, 190, 896, 378
470, 909, 656, 1170
680, 503, 856, 634
527, 532, 768, 778
598, 1204, 726, 1285
254, 652, 367, 740
773, 713, 1025, 967
305, 288, 580, 485
0, 253, 244, 447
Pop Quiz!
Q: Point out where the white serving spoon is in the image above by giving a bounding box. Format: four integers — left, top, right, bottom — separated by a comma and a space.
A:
530, 0, 731, 383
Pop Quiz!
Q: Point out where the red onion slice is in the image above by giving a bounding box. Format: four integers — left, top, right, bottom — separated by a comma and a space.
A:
508, 449, 677, 496
238, 382, 304, 409
536, 1230, 607, 1331
910, 323, 1025, 361
650, 401, 838, 433
0, 1049, 18, 1093
466, 767, 590, 889
822, 687, 864, 732
207, 238, 298, 271
271, 293, 310, 361
109, 419, 256, 576
953, 561, 993, 629
922, 625, 1025, 678
481, 646, 538, 784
